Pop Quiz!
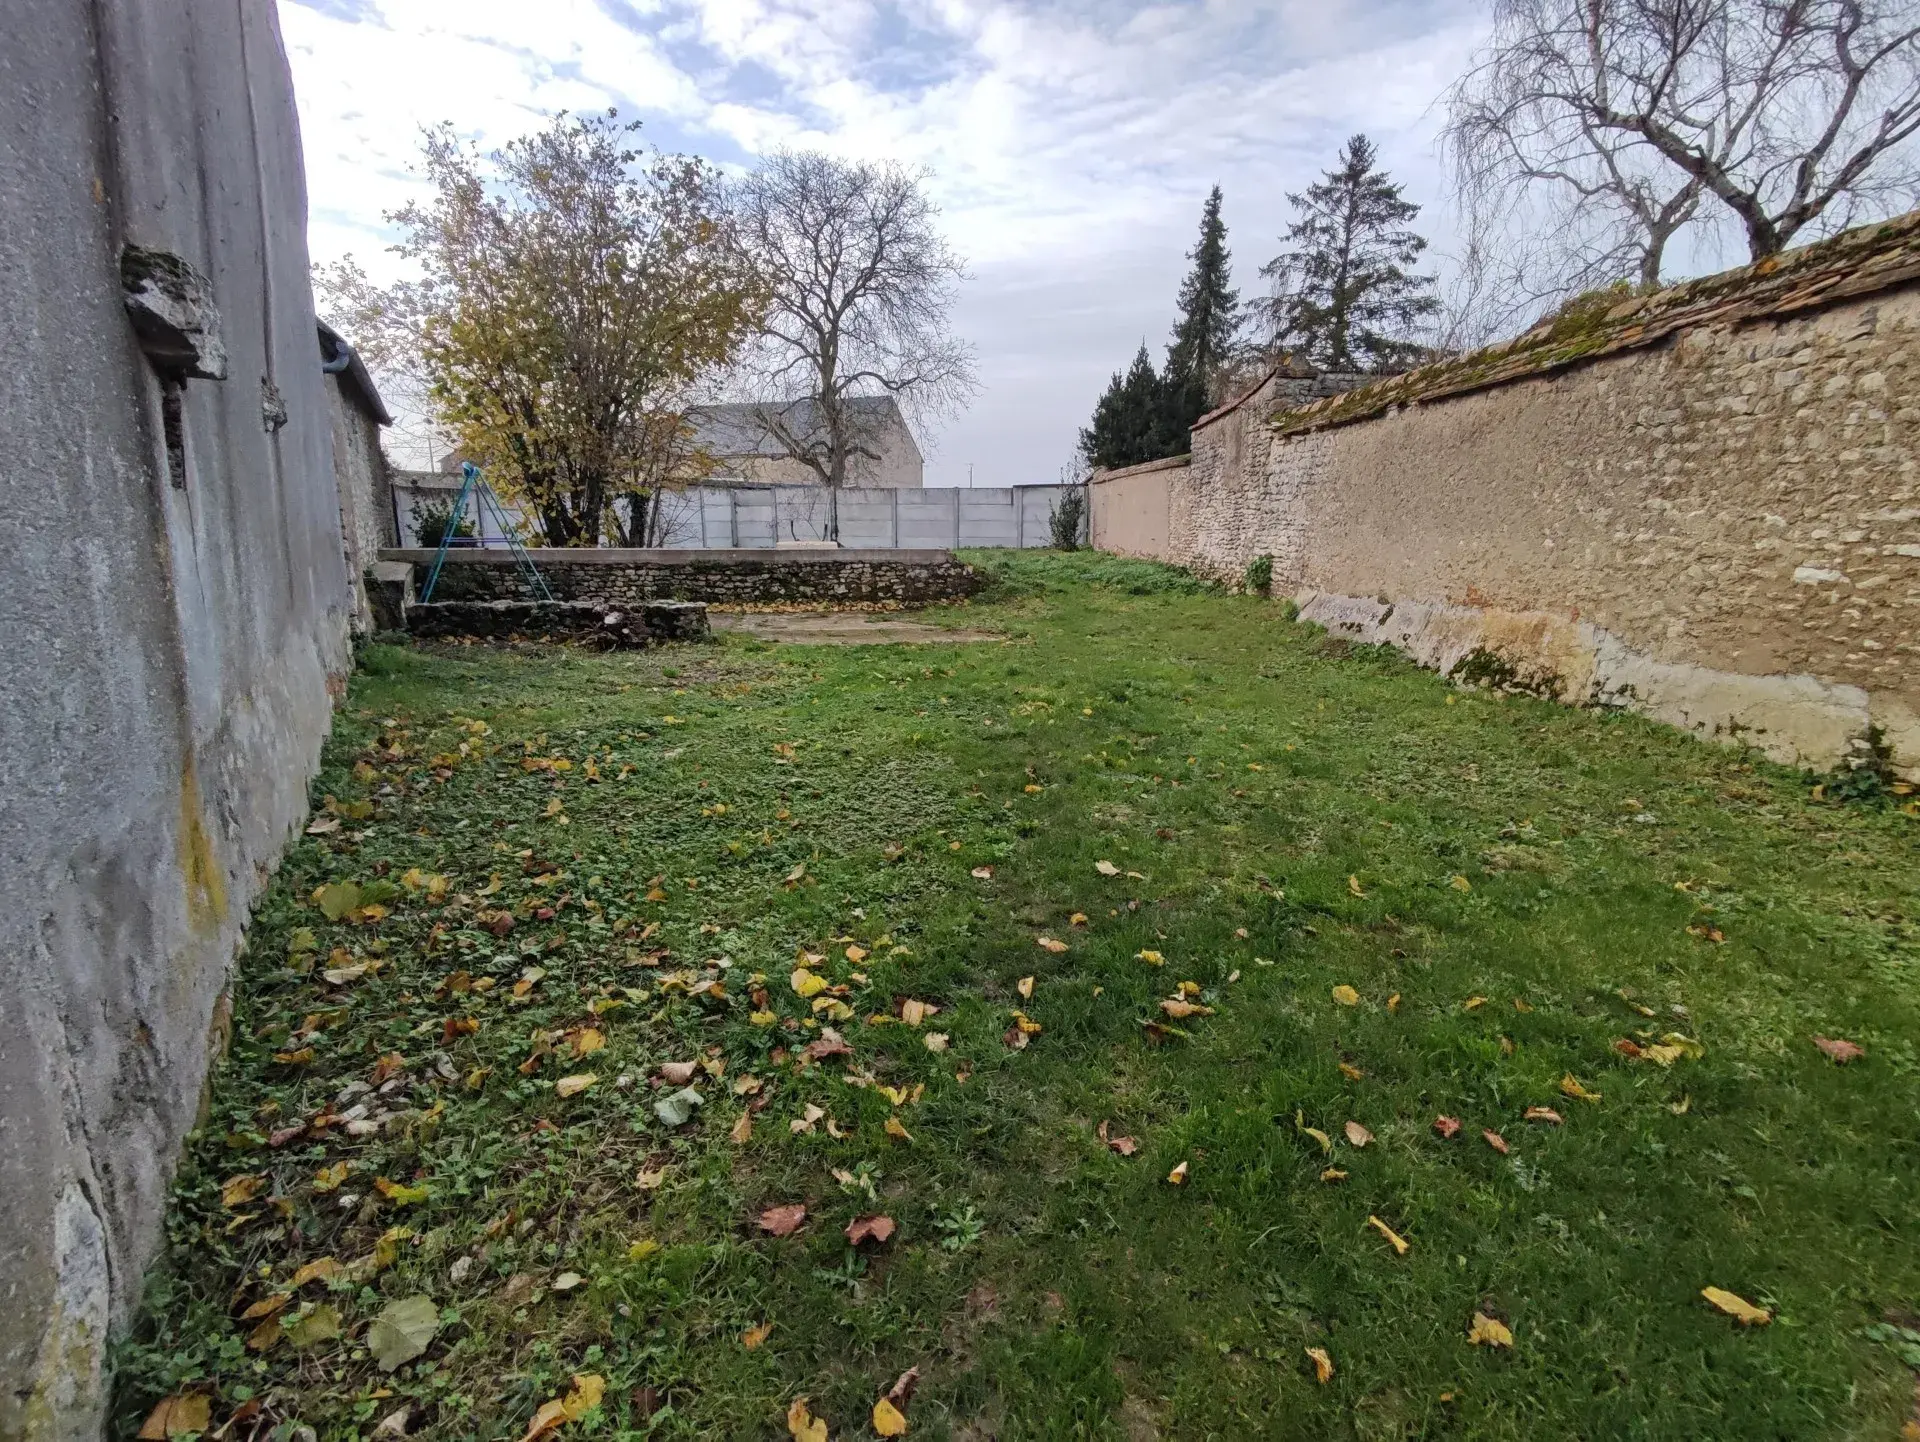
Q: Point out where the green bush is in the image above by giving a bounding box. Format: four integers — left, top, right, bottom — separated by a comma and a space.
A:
1243, 553, 1273, 595
1049, 486, 1087, 550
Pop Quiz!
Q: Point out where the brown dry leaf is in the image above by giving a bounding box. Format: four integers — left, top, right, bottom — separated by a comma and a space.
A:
899, 999, 937, 1027
290, 1256, 344, 1289
729, 1111, 753, 1144
1016, 975, 1035, 1000
1306, 1347, 1335, 1384
1344, 1121, 1374, 1147
1367, 1215, 1410, 1255
1559, 1074, 1601, 1103
759, 1204, 807, 1237
240, 1293, 290, 1323
555, 1073, 597, 1098
1331, 985, 1360, 1007
845, 944, 869, 964
1003, 1025, 1029, 1050
845, 1215, 896, 1246
1524, 1106, 1563, 1125
1037, 936, 1069, 954
971, 866, 993, 879
1701, 1287, 1772, 1325
885, 1116, 914, 1143
1467, 1312, 1514, 1348
138, 1393, 212, 1439
741, 1322, 773, 1349
1813, 1036, 1865, 1064
1160, 997, 1214, 1019
1106, 1132, 1139, 1157
873, 1398, 909, 1437
1167, 1160, 1189, 1185
1483, 1129, 1510, 1154
787, 1397, 828, 1442
658, 1060, 700, 1085
886, 1368, 922, 1409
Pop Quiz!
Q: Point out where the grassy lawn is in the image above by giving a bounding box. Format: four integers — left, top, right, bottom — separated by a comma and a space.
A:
117, 551, 1920, 1442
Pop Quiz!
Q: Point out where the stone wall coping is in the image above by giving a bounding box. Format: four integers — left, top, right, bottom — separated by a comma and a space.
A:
1089, 455, 1191, 484
379, 546, 963, 566
1270, 206, 1920, 438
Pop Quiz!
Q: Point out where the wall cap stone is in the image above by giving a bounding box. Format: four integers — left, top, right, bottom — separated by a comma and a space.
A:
378, 547, 964, 566
1089, 455, 1191, 484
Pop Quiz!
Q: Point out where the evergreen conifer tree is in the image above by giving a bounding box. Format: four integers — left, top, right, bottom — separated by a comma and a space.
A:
1259, 135, 1438, 373
1078, 343, 1164, 471
1157, 185, 1239, 449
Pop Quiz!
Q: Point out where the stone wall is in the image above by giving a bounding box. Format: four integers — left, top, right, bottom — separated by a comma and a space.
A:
382, 547, 984, 606
0, 3, 351, 1435
1162, 216, 1920, 776
328, 371, 391, 634
1088, 455, 1183, 558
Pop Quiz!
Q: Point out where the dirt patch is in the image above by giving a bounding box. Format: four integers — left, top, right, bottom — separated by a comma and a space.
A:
712, 611, 1002, 645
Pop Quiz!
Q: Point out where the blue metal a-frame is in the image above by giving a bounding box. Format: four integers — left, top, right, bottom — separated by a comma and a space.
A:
419, 462, 554, 603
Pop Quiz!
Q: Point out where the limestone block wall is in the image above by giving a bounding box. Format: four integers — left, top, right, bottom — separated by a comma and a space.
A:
384, 548, 983, 607
1164, 218, 1920, 775
0, 3, 351, 1435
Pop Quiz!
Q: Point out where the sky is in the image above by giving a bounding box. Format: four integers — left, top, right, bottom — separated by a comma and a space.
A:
280, 0, 1488, 485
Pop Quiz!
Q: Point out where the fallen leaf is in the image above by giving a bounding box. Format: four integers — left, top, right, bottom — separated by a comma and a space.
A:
1339, 1062, 1364, 1080
653, 1087, 704, 1126
1344, 1121, 1374, 1147
138, 1393, 212, 1439
885, 1116, 914, 1143
1813, 1036, 1865, 1064
1367, 1215, 1410, 1255
1483, 1129, 1510, 1154
1319, 1167, 1348, 1182
1433, 1115, 1462, 1138
1306, 1347, 1335, 1383
374, 1404, 412, 1437
555, 1073, 597, 1098
1387, 993, 1401, 1013
368, 1294, 440, 1371
1071, 912, 1089, 926
846, 1215, 896, 1246
374, 1176, 429, 1207
1524, 1106, 1563, 1125
1095, 860, 1121, 876
1451, 874, 1472, 891
845, 945, 868, 964
873, 1398, 909, 1437
741, 1322, 773, 1349
1463, 996, 1488, 1011
1467, 1311, 1514, 1348
1332, 985, 1360, 1007
805, 1029, 854, 1062
1701, 1287, 1772, 1326
886, 1368, 922, 1409
1348, 875, 1366, 897
922, 1032, 949, 1052
1016, 975, 1035, 1000
1302, 1125, 1332, 1154
971, 866, 993, 879
658, 1060, 700, 1085
787, 1397, 828, 1442
519, 1400, 569, 1442
221, 1174, 265, 1208
1002, 1025, 1029, 1050
571, 1028, 606, 1056
1136, 949, 1165, 966
1036, 936, 1069, 954
1106, 1132, 1139, 1156
1159, 997, 1214, 1018
760, 1204, 807, 1237
1167, 1160, 1189, 1185
284, 1301, 342, 1349
730, 1111, 753, 1144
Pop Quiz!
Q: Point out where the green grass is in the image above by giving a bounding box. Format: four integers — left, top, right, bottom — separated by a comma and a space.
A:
116, 550, 1920, 1441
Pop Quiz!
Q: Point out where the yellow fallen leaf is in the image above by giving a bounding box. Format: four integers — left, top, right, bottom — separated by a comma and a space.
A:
1303, 1126, 1332, 1153
791, 968, 828, 998
1319, 1167, 1348, 1182
518, 1399, 568, 1442
1167, 1160, 1189, 1185
873, 1397, 909, 1436
730, 1111, 753, 1144
1306, 1347, 1334, 1384
1070, 912, 1089, 926
1037, 936, 1069, 954
1450, 874, 1472, 891
1387, 993, 1401, 1012
1160, 997, 1214, 1018
289, 1256, 343, 1289
1467, 1311, 1514, 1347
885, 1116, 914, 1143
787, 1396, 828, 1442
571, 1028, 606, 1056
222, 1174, 265, 1208
1332, 985, 1360, 1006
1463, 996, 1488, 1011
1559, 1074, 1601, 1103
561, 1374, 605, 1421
1016, 975, 1035, 1000
1348, 875, 1366, 897
1095, 860, 1121, 876
555, 1073, 597, 1098
1701, 1287, 1771, 1325
1136, 949, 1164, 966
750, 1009, 777, 1026
1367, 1215, 1410, 1255
741, 1322, 772, 1349
139, 1392, 212, 1439
1338, 1062, 1364, 1080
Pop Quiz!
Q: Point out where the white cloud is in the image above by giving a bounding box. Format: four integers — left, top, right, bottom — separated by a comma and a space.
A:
280, 0, 1486, 481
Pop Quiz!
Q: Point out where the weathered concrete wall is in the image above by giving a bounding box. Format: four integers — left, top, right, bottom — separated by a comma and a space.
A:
1088, 455, 1181, 558
0, 3, 351, 1436
328, 376, 392, 634
1165, 219, 1920, 775
385, 547, 983, 606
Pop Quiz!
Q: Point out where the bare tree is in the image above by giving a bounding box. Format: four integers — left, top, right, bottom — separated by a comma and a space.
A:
1445, 0, 1920, 295
731, 152, 976, 539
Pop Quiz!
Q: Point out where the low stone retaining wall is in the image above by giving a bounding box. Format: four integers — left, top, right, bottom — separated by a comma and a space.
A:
407, 599, 710, 648
379, 547, 983, 607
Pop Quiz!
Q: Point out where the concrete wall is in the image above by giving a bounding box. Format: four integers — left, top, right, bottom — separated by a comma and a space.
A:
1088, 456, 1181, 558
389, 482, 1079, 550
1158, 217, 1920, 776
0, 3, 351, 1435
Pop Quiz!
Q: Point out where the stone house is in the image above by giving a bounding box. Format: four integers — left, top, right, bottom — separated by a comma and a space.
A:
686, 396, 924, 488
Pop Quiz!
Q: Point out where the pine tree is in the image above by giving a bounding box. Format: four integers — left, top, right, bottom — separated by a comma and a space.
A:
1260, 135, 1438, 373
1158, 185, 1240, 448
1078, 343, 1165, 470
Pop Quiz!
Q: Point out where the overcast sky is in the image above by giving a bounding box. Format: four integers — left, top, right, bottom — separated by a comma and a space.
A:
281, 0, 1487, 485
